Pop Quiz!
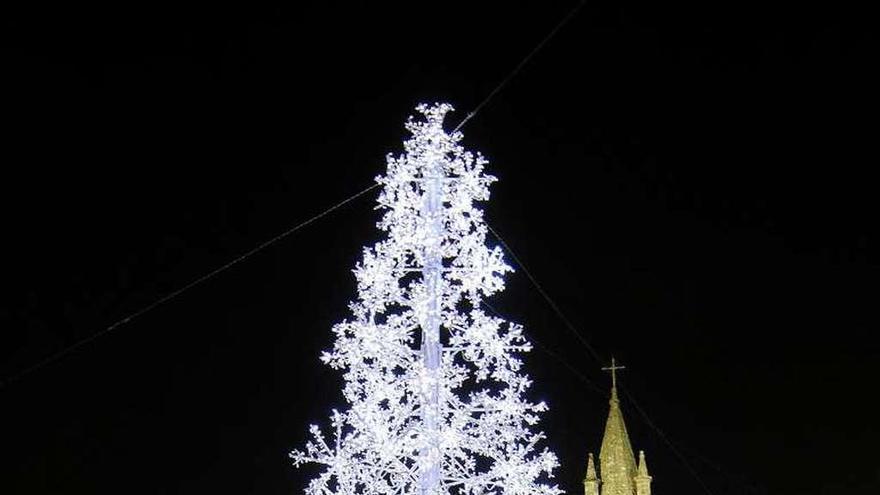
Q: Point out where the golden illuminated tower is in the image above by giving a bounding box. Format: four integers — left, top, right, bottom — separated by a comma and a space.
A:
583, 358, 653, 495
599, 358, 637, 495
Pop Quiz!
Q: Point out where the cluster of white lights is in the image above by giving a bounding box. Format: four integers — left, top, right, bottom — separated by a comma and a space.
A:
291, 103, 560, 495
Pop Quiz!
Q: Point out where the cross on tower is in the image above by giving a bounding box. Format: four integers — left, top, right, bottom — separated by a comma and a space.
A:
601, 356, 626, 393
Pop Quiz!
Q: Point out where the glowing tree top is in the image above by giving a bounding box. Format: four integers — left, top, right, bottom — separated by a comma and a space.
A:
291, 103, 560, 495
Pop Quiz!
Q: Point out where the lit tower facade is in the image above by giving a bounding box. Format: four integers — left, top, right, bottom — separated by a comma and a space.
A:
583, 359, 653, 495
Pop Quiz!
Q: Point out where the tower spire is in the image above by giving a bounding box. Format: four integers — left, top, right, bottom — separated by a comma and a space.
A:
637, 450, 649, 478
583, 453, 600, 495
598, 357, 636, 495
635, 450, 653, 495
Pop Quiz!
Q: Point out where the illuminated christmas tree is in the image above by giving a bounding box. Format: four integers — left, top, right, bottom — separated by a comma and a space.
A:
291, 103, 560, 495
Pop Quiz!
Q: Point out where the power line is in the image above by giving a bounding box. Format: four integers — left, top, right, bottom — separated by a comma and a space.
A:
619, 387, 716, 495
452, 0, 587, 133
0, 184, 379, 389
486, 224, 604, 363
485, 275, 732, 494
480, 301, 604, 396
486, 222, 766, 493
486, 222, 718, 495
2, 0, 591, 390
619, 385, 768, 494
488, 288, 728, 494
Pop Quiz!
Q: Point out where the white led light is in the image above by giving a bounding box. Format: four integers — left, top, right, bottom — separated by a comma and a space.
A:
291, 104, 561, 495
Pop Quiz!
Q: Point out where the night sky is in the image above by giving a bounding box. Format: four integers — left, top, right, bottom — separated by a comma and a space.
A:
2, 2, 878, 494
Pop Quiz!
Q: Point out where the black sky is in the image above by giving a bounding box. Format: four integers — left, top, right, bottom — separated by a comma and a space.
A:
2, 2, 878, 494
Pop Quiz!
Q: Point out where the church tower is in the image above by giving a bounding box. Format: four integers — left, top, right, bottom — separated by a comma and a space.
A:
583, 358, 653, 495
